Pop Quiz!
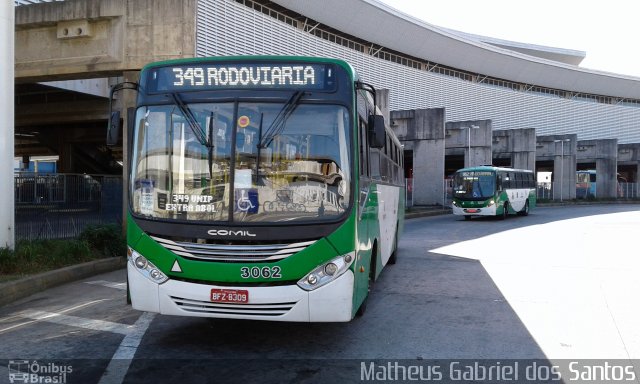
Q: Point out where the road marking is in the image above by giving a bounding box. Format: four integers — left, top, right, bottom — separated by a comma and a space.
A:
17, 310, 131, 335
98, 312, 156, 384
85, 280, 127, 290
0, 299, 108, 334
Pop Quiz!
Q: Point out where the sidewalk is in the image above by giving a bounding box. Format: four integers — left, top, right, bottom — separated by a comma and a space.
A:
405, 205, 451, 219
0, 257, 126, 308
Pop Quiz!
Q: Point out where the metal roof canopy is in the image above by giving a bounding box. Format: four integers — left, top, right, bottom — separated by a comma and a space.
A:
272, 0, 640, 100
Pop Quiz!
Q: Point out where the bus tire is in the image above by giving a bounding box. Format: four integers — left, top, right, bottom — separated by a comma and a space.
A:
388, 226, 399, 265
499, 202, 509, 220
126, 275, 132, 305
517, 200, 529, 216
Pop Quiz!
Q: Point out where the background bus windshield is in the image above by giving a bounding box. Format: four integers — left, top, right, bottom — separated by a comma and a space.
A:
130, 101, 351, 223
453, 171, 496, 200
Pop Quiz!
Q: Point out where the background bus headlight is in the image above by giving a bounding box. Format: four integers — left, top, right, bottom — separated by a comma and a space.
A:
297, 252, 355, 291
128, 246, 168, 284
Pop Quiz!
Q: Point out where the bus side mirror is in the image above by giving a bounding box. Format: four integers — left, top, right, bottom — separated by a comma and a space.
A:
368, 114, 385, 148
107, 111, 121, 146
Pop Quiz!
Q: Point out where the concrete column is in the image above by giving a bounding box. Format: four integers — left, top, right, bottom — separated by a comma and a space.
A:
391, 108, 445, 206
445, 120, 492, 168
597, 157, 618, 198
553, 151, 577, 200
1, 2, 15, 248
413, 109, 445, 205
414, 139, 445, 205
577, 139, 618, 198
551, 138, 577, 201
470, 121, 491, 167
537, 134, 577, 201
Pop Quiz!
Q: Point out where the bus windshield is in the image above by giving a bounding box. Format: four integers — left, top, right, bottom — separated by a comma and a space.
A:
453, 171, 496, 200
130, 101, 351, 223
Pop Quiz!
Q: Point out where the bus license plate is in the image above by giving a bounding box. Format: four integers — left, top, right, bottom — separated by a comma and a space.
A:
465, 209, 479, 213
210, 288, 249, 304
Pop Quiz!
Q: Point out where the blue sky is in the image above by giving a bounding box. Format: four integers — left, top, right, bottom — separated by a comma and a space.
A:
378, 0, 640, 78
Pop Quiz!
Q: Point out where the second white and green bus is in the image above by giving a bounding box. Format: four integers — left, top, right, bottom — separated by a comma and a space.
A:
452, 166, 536, 220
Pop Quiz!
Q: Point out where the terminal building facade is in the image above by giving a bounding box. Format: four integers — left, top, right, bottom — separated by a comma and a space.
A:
11, 0, 640, 222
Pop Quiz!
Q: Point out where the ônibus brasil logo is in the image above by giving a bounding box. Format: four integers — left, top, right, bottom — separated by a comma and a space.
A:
8, 360, 72, 384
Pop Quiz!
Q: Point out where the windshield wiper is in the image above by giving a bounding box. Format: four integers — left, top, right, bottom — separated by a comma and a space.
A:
170, 92, 210, 147
258, 91, 304, 149
207, 111, 216, 181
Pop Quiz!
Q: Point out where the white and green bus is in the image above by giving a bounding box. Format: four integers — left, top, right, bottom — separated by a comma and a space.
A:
451, 166, 536, 220
107, 56, 404, 322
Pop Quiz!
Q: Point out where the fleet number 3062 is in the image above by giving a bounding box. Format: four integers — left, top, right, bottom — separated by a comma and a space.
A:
240, 266, 282, 279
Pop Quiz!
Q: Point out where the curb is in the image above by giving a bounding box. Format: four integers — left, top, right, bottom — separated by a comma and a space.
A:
0, 257, 127, 308
405, 208, 451, 219
537, 200, 640, 207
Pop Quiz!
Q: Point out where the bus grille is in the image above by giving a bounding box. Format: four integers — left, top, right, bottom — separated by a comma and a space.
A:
170, 296, 296, 316
151, 236, 316, 262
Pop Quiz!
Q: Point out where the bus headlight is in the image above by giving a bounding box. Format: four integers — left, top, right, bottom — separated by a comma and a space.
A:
487, 199, 495, 207
297, 252, 355, 291
128, 246, 168, 284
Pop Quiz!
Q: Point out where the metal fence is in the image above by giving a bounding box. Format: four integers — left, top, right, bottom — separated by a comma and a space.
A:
618, 182, 638, 199
14, 173, 123, 241
536, 181, 639, 200
536, 182, 553, 200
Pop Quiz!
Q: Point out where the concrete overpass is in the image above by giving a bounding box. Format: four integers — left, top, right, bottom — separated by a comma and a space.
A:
9, 0, 198, 247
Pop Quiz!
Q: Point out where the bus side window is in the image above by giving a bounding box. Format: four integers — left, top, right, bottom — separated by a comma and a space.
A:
528, 173, 535, 188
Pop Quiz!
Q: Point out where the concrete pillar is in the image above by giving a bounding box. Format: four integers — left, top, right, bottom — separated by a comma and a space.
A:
469, 122, 491, 167
1, 1, 15, 248
492, 128, 536, 170
391, 108, 445, 206
577, 139, 618, 198
414, 139, 445, 205
536, 135, 577, 201
551, 137, 577, 201
445, 120, 492, 167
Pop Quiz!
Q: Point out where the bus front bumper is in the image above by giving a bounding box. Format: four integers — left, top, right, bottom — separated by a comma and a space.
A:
452, 204, 497, 216
127, 261, 355, 322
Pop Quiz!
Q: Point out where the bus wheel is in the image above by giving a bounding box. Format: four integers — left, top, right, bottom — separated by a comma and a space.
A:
126, 275, 132, 305
517, 200, 529, 216
499, 203, 509, 220
388, 226, 398, 265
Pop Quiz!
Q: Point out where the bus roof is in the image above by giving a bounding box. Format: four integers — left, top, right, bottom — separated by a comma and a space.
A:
455, 165, 533, 174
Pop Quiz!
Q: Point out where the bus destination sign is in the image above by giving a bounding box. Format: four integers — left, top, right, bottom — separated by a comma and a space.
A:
149, 63, 335, 92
